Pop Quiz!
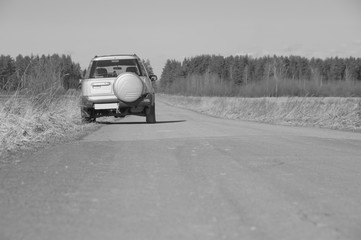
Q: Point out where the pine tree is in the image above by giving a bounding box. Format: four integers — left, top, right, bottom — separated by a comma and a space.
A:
142, 59, 154, 75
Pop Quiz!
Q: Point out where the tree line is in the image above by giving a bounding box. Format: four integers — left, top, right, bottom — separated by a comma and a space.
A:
0, 54, 157, 94
0, 54, 81, 92
160, 55, 361, 97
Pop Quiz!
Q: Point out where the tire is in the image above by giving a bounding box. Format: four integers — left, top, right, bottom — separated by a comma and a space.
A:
113, 73, 144, 103
146, 105, 156, 123
81, 107, 95, 123
82, 117, 95, 123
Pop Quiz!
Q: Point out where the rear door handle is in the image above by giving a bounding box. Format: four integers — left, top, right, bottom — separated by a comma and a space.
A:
92, 82, 111, 87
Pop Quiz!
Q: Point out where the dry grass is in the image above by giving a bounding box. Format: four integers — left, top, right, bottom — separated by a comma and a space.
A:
0, 90, 98, 162
0, 56, 100, 164
158, 94, 361, 131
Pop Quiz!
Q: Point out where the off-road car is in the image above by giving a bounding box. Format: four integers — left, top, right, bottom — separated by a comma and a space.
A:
80, 54, 157, 123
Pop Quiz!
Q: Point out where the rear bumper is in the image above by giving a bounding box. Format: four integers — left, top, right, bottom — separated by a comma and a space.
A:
81, 93, 154, 109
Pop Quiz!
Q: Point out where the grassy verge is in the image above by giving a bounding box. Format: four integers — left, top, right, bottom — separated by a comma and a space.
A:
158, 94, 361, 131
0, 90, 99, 164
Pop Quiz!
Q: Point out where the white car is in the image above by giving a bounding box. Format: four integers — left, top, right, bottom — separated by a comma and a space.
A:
80, 54, 157, 123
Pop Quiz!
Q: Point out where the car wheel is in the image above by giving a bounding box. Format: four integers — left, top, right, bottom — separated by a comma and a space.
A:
146, 105, 156, 123
82, 116, 96, 123
81, 107, 95, 123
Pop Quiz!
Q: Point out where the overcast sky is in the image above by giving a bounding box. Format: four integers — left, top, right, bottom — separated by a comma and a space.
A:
1, 0, 361, 75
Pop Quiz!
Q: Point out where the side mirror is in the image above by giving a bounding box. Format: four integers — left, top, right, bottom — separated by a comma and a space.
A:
149, 74, 158, 81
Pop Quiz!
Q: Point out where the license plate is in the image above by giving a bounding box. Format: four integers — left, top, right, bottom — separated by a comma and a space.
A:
94, 103, 118, 110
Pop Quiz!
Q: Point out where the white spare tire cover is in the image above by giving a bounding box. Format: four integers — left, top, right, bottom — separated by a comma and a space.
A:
113, 73, 144, 102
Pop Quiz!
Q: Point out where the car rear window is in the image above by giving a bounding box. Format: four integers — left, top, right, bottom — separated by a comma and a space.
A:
89, 59, 145, 78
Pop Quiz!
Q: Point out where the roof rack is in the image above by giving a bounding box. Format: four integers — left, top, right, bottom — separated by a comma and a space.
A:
94, 54, 137, 58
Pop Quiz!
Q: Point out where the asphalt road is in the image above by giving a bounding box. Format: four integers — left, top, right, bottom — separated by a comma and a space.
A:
1, 100, 361, 240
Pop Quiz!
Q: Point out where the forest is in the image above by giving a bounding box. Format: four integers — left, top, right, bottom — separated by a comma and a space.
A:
159, 55, 361, 97
2, 53, 361, 97
0, 54, 156, 94
0, 54, 82, 93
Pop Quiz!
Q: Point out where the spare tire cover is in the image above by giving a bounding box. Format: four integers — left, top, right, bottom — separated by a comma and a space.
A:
113, 73, 144, 102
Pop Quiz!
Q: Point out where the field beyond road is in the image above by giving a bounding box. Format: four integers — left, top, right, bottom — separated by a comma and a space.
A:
158, 94, 361, 131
